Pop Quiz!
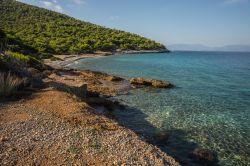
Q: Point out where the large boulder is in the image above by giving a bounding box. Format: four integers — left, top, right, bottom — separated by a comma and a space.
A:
189, 148, 217, 165
130, 77, 173, 88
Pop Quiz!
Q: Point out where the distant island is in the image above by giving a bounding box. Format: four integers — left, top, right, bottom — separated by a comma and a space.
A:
0, 0, 167, 59
168, 44, 250, 52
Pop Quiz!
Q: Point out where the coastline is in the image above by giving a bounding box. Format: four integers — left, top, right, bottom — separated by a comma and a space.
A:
44, 49, 170, 69
45, 53, 221, 166
1, 53, 180, 165
115, 49, 170, 54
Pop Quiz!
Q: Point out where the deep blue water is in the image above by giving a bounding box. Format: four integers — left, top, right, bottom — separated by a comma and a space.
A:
71, 51, 250, 165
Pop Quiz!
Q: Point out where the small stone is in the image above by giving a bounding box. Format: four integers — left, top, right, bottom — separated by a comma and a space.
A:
0, 137, 8, 142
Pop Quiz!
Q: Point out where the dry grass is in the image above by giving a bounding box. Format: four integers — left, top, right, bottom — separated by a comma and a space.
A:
0, 72, 23, 97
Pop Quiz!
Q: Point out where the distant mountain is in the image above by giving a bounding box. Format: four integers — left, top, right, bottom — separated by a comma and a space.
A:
168, 44, 211, 51
216, 45, 250, 52
168, 44, 250, 52
0, 0, 166, 58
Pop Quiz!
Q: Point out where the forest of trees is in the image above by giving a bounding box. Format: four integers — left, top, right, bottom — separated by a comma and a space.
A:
0, 0, 167, 59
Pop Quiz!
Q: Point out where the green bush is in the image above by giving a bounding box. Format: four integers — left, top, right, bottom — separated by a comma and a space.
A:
0, 72, 23, 97
5, 51, 30, 62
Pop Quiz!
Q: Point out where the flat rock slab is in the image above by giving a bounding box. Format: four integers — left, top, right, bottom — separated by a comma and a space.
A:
130, 77, 173, 88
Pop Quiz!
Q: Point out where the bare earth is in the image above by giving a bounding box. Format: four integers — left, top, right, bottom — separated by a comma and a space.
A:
0, 57, 180, 165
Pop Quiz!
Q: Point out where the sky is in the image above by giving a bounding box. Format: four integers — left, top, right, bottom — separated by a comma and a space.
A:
17, 0, 250, 47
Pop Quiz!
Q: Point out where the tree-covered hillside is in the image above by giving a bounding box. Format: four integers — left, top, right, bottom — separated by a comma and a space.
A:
0, 0, 167, 58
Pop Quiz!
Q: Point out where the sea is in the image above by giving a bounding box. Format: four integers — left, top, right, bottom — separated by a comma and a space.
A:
70, 51, 250, 166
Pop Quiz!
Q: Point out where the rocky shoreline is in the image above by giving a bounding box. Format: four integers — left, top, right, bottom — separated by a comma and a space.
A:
0, 53, 181, 165
44, 54, 218, 166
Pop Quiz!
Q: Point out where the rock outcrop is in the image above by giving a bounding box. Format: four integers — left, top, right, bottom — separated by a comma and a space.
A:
130, 77, 173, 88
104, 75, 123, 82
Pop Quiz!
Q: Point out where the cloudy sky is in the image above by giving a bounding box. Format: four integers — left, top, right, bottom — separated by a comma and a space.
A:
18, 0, 250, 47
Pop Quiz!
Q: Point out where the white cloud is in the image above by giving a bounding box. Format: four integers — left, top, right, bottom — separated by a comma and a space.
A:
40, 0, 64, 13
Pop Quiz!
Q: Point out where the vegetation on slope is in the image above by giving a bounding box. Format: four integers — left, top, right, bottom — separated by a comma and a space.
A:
0, 0, 166, 59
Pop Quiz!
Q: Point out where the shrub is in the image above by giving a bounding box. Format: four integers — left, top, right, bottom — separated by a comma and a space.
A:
5, 50, 41, 66
5, 51, 30, 63
0, 72, 23, 97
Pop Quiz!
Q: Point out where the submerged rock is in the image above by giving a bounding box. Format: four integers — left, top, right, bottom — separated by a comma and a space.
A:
153, 131, 170, 145
130, 77, 173, 88
189, 148, 217, 165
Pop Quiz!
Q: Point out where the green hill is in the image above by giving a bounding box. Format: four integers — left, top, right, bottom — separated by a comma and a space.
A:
0, 0, 167, 58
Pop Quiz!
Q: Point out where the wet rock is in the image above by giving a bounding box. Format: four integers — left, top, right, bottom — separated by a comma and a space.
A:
151, 79, 173, 88
153, 132, 170, 145
130, 77, 152, 86
130, 77, 173, 88
189, 148, 217, 165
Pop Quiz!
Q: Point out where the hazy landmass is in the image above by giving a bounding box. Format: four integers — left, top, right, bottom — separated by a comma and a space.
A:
169, 44, 250, 52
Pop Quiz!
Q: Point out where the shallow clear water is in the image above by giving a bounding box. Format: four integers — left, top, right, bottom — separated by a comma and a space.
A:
71, 51, 250, 165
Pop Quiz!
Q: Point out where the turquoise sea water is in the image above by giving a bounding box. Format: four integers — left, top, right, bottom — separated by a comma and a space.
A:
71, 51, 250, 165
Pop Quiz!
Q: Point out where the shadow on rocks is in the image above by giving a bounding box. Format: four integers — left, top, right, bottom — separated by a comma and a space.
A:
103, 105, 219, 166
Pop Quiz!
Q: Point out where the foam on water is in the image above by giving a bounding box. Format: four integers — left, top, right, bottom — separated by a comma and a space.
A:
70, 51, 250, 165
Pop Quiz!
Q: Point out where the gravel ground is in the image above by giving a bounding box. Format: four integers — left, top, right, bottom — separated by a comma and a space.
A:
0, 89, 180, 166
